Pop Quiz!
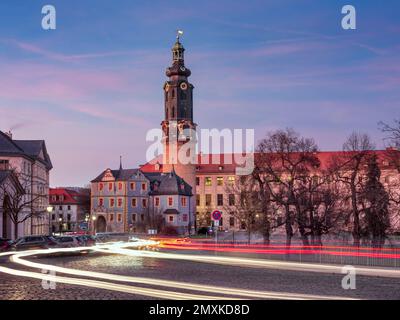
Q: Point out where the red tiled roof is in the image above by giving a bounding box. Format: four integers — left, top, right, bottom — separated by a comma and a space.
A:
49, 188, 87, 204
139, 149, 399, 174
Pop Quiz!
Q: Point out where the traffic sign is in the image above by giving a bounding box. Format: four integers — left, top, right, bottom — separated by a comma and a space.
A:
212, 210, 222, 221
79, 222, 88, 231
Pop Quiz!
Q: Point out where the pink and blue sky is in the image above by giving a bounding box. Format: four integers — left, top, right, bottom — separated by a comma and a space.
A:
0, 0, 399, 186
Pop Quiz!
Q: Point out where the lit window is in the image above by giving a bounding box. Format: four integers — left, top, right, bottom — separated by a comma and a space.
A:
217, 177, 224, 186
168, 197, 173, 207
228, 176, 235, 185
131, 198, 137, 207
205, 177, 212, 186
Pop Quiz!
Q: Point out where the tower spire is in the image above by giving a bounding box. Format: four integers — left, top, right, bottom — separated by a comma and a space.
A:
119, 155, 123, 171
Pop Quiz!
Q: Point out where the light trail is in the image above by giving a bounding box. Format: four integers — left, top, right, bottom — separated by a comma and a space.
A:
0, 241, 357, 300
102, 246, 400, 278
8, 248, 353, 300
159, 241, 400, 259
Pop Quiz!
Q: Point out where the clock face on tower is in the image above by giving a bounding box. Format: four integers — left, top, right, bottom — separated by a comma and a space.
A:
180, 82, 188, 90
180, 66, 186, 72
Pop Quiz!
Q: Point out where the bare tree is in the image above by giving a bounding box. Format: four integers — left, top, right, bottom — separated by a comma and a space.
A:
330, 132, 375, 246
255, 128, 320, 246
0, 168, 48, 239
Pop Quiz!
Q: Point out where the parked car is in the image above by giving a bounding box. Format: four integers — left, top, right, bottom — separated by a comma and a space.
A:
76, 235, 96, 246
12, 236, 59, 251
55, 236, 81, 248
0, 238, 12, 251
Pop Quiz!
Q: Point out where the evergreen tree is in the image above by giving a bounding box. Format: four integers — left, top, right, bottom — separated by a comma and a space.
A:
363, 155, 390, 247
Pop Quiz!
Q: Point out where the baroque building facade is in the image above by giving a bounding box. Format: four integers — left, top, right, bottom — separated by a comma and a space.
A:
0, 130, 52, 239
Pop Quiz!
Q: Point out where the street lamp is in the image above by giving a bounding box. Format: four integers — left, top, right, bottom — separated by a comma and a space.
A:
92, 215, 97, 235
58, 217, 63, 236
47, 206, 53, 236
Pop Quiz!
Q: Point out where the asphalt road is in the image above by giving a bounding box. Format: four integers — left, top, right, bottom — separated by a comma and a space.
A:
1, 248, 400, 300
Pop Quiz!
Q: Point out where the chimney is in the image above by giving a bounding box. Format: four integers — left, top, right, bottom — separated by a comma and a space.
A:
4, 130, 12, 140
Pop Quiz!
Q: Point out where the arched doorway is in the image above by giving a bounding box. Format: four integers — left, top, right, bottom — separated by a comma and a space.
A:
96, 216, 107, 233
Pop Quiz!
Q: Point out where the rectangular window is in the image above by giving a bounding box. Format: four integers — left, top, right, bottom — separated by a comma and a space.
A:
183, 214, 188, 222
67, 214, 71, 221
130, 182, 136, 190
109, 214, 114, 222
205, 194, 212, 206
196, 177, 200, 186
99, 183, 104, 191
51, 214, 55, 221
118, 182, 123, 191
229, 217, 235, 227
141, 183, 147, 191
228, 176, 235, 185
99, 198, 104, 206
142, 199, 147, 208
131, 198, 137, 207
205, 177, 212, 186
67, 205, 71, 211
141, 214, 145, 222
155, 197, 160, 207
181, 197, 187, 207
118, 198, 123, 207
59, 205, 62, 210
132, 214, 136, 222
108, 182, 113, 191
196, 194, 200, 206
169, 216, 174, 222
229, 194, 235, 206
168, 197, 173, 207
110, 198, 115, 207
217, 177, 224, 186
217, 194, 223, 206
117, 214, 122, 222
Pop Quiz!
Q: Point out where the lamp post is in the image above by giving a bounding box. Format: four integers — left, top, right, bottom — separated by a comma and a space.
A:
85, 215, 89, 234
92, 215, 97, 235
58, 217, 63, 236
47, 206, 53, 236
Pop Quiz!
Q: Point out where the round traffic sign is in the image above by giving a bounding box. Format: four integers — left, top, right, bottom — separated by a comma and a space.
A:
212, 210, 222, 221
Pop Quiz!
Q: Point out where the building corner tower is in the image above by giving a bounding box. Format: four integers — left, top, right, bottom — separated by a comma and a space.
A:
161, 33, 197, 233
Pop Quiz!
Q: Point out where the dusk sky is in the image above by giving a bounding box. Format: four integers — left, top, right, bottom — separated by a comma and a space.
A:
0, 0, 399, 187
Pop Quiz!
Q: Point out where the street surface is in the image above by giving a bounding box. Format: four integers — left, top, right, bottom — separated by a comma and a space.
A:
1, 239, 400, 300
